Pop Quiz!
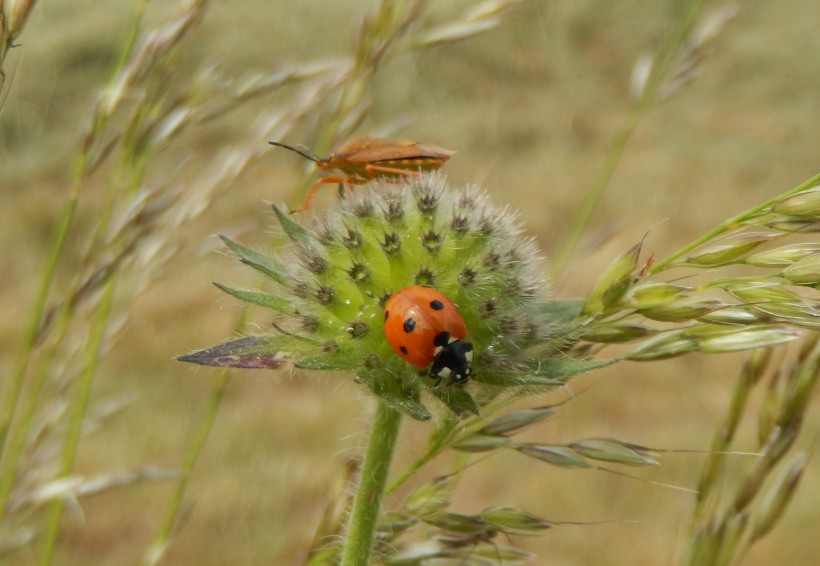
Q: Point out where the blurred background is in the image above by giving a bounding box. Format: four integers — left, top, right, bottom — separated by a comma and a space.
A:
1, 0, 818, 564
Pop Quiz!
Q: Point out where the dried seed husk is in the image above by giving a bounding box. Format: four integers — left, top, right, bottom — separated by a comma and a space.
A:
516, 444, 592, 468
569, 438, 659, 466
480, 406, 558, 435
752, 452, 806, 540
479, 506, 551, 531
405, 476, 454, 516
452, 434, 511, 452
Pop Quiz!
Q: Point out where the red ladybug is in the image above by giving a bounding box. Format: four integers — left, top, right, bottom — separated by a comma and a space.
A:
383, 285, 473, 384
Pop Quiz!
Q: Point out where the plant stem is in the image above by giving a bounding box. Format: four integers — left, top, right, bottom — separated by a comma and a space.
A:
341, 401, 402, 566
648, 171, 820, 273
550, 0, 705, 277
38, 279, 115, 565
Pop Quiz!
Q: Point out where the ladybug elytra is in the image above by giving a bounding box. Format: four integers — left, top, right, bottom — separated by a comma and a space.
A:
383, 285, 473, 385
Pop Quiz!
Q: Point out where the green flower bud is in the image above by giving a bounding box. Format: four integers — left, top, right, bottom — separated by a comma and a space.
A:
766, 218, 820, 233
452, 434, 511, 452
423, 511, 488, 533
781, 253, 820, 284
405, 476, 454, 517
569, 438, 659, 466
479, 406, 557, 435
699, 305, 774, 325
583, 322, 659, 344
746, 243, 820, 267
698, 325, 800, 353
685, 231, 783, 266
752, 453, 806, 540
179, 176, 606, 419
639, 296, 728, 322
583, 242, 642, 314
723, 281, 800, 304
479, 506, 551, 531
626, 330, 698, 360
516, 444, 592, 468
617, 281, 690, 309
772, 186, 820, 216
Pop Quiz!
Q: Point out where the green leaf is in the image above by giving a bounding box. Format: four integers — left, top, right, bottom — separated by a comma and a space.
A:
219, 234, 288, 286
294, 354, 356, 371
361, 373, 431, 421
213, 282, 293, 314
530, 357, 618, 380
177, 335, 286, 369
539, 299, 585, 325
473, 372, 563, 388
273, 203, 312, 245
428, 384, 479, 416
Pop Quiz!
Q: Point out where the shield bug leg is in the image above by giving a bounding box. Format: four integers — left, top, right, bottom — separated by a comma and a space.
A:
289, 175, 365, 214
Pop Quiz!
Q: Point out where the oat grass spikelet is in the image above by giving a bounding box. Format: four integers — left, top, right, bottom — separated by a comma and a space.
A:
179, 174, 609, 419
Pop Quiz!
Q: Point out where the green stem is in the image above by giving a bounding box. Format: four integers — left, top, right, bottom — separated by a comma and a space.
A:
143, 371, 231, 565
551, 0, 705, 277
0, 192, 78, 477
143, 308, 249, 565
38, 279, 115, 565
648, 171, 820, 274
341, 401, 402, 566
0, 0, 149, 500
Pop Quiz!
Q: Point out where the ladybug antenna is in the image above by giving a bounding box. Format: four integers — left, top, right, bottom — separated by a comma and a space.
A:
268, 141, 321, 163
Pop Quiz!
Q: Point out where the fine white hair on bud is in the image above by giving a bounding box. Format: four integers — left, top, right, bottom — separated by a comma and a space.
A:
181, 174, 611, 419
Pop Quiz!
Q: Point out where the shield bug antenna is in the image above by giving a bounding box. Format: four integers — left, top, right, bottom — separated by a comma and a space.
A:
267, 141, 322, 163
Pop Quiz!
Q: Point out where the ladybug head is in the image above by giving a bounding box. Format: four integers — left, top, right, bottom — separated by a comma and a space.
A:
429, 339, 474, 385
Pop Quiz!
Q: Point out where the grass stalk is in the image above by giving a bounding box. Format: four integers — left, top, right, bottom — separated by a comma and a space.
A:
143, 308, 248, 565
37, 279, 115, 565
143, 370, 231, 565
0, 0, 150, 515
648, 171, 820, 273
551, 0, 705, 277
341, 400, 402, 566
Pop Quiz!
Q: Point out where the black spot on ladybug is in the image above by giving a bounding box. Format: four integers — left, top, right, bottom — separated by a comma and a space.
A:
384, 310, 389, 322
433, 331, 451, 348
429, 299, 444, 310
403, 318, 416, 333
400, 346, 408, 355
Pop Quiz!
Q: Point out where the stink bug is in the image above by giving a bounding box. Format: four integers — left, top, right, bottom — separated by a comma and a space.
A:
268, 135, 455, 213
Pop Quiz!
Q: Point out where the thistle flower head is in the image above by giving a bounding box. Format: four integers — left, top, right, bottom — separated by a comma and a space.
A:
180, 175, 607, 419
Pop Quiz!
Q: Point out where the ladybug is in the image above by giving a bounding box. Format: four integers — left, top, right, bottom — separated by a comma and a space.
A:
383, 285, 474, 385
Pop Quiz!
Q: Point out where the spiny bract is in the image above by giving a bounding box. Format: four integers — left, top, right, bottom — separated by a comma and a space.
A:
180, 174, 606, 419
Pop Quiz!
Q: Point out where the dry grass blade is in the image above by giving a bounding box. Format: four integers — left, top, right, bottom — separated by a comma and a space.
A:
683, 337, 820, 565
